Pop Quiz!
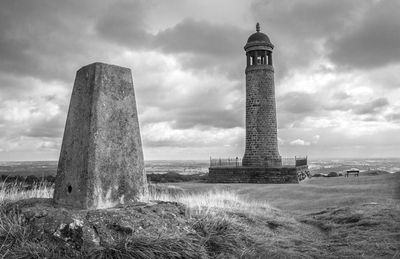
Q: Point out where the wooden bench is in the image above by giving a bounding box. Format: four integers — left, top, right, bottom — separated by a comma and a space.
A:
345, 170, 359, 177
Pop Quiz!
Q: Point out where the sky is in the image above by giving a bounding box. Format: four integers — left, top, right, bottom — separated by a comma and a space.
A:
0, 0, 399, 161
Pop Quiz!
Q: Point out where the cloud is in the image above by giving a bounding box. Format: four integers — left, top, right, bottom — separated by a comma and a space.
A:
290, 139, 311, 146
333, 91, 351, 100
0, 0, 122, 82
142, 121, 243, 148
154, 19, 245, 58
250, 0, 371, 77
328, 0, 400, 69
154, 19, 246, 79
96, 0, 153, 48
97, 15, 248, 79
353, 98, 389, 115
279, 92, 319, 114
132, 55, 245, 130
386, 112, 400, 122
323, 94, 390, 116
0, 0, 399, 160
24, 116, 65, 138
312, 135, 320, 144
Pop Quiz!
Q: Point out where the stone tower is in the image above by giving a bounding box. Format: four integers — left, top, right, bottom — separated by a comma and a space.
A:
242, 23, 282, 167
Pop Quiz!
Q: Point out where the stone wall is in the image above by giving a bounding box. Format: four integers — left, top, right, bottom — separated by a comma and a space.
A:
242, 65, 281, 167
208, 166, 299, 184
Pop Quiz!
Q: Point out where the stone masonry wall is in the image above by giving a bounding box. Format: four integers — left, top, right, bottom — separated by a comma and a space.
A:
242, 65, 281, 167
208, 167, 299, 184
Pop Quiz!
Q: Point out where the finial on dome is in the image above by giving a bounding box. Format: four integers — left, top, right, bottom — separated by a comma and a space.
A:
256, 22, 260, 32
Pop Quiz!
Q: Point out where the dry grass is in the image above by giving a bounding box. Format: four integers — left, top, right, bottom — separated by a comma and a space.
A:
0, 181, 53, 204
171, 173, 400, 213
148, 185, 273, 216
0, 182, 275, 258
0, 175, 399, 258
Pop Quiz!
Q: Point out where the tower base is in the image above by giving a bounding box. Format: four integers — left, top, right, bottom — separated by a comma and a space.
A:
208, 166, 308, 184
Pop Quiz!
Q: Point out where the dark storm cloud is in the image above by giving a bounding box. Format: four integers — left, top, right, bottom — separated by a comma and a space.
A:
0, 0, 116, 82
251, 0, 400, 74
155, 19, 247, 79
250, 0, 370, 77
278, 92, 319, 114
252, 0, 364, 38
353, 98, 389, 115
328, 0, 400, 69
96, 12, 247, 79
277, 92, 321, 129
333, 91, 351, 100
138, 82, 244, 129
96, 0, 153, 48
143, 138, 186, 148
386, 112, 400, 122
0, 75, 31, 99
154, 19, 246, 57
24, 115, 65, 138
172, 109, 243, 129
97, 10, 247, 59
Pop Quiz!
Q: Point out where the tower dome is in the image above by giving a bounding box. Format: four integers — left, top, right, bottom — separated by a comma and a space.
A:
244, 23, 274, 51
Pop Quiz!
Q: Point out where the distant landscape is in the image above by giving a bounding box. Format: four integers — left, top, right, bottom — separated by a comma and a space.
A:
0, 158, 398, 178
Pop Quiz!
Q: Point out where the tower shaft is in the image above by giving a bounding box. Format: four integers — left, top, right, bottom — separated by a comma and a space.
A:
243, 65, 281, 167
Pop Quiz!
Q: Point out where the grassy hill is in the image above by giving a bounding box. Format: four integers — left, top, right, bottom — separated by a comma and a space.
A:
0, 173, 399, 258
170, 173, 400, 213
152, 173, 400, 258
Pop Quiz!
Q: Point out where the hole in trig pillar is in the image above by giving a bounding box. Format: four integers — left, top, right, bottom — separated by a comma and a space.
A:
67, 185, 72, 193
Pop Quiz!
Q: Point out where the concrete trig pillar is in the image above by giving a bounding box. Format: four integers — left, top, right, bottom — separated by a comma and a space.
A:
54, 62, 148, 209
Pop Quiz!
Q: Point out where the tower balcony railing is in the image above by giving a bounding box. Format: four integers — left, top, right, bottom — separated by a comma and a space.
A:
210, 156, 307, 168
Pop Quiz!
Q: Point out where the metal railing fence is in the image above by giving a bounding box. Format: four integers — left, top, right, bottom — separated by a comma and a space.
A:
209, 156, 307, 168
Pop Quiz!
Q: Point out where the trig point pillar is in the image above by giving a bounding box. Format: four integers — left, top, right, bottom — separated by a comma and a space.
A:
242, 23, 282, 167
54, 62, 148, 209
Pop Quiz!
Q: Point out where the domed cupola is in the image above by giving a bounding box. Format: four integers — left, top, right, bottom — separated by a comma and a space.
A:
244, 23, 274, 67
246, 23, 273, 48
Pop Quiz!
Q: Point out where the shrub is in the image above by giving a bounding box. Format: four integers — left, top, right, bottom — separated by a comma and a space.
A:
147, 172, 207, 183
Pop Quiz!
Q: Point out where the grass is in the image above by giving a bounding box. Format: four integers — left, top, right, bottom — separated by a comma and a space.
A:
0, 181, 53, 203
0, 173, 399, 258
0, 184, 276, 258
149, 185, 273, 216
170, 173, 400, 213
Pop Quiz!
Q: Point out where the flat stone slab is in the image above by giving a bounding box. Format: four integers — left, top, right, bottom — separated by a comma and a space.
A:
54, 62, 147, 209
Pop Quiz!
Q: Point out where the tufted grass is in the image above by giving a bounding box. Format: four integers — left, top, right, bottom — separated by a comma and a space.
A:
0, 182, 275, 258
0, 181, 53, 204
148, 185, 273, 216
0, 174, 399, 258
